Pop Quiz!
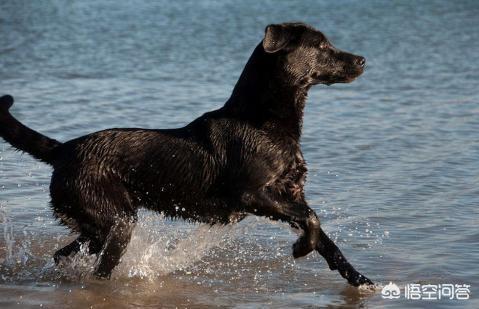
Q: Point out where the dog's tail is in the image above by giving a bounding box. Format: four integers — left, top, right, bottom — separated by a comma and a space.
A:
0, 95, 61, 165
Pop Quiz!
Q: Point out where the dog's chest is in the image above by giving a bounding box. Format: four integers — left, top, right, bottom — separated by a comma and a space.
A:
263, 142, 307, 201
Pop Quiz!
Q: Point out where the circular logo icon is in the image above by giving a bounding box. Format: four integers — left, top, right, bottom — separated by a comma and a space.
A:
382, 282, 401, 299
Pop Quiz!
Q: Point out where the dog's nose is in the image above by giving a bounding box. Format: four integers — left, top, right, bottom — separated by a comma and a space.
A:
356, 56, 366, 67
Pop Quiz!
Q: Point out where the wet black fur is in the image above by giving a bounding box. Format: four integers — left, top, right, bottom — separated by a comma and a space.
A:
0, 23, 373, 285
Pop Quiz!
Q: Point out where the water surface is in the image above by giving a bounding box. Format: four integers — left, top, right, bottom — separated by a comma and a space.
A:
1, 0, 478, 308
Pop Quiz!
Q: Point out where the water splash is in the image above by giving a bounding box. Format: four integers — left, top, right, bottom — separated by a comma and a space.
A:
1, 208, 287, 282
0, 204, 17, 267
27, 217, 227, 282
1, 204, 376, 292
115, 212, 236, 279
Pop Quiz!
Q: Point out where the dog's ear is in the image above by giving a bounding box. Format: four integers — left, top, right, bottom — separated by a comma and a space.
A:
263, 24, 292, 53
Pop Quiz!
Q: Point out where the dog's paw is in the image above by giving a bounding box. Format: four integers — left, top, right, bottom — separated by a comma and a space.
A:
347, 272, 374, 287
292, 237, 313, 258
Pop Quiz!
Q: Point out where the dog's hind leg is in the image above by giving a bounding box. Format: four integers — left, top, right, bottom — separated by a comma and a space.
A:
53, 235, 88, 264
53, 234, 106, 265
94, 216, 136, 279
52, 173, 138, 279
85, 185, 137, 279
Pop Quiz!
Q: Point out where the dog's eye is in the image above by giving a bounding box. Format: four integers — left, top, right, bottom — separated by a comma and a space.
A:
319, 43, 329, 49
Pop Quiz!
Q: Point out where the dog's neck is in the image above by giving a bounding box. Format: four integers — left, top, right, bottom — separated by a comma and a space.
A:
224, 44, 309, 141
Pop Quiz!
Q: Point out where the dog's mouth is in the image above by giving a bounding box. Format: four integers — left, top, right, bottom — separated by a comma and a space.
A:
316, 61, 366, 85
341, 67, 365, 83
313, 66, 364, 85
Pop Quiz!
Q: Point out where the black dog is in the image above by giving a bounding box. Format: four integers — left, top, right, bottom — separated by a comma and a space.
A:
0, 22, 372, 286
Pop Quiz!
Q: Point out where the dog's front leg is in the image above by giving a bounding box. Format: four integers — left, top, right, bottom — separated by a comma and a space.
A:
241, 191, 321, 258
241, 191, 373, 286
316, 228, 373, 286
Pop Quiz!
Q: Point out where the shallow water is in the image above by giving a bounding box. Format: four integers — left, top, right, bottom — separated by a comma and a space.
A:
1, 0, 478, 308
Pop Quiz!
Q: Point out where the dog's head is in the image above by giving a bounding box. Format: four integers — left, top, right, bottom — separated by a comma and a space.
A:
263, 22, 365, 87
